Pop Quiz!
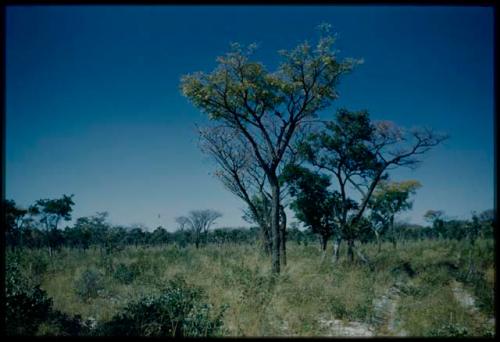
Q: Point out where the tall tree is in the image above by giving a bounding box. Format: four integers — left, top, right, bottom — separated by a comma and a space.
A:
368, 180, 421, 251
182, 24, 360, 273
300, 109, 446, 262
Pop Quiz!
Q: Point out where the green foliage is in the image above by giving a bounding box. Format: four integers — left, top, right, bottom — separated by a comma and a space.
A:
99, 278, 226, 336
74, 268, 105, 301
282, 164, 343, 246
5, 261, 53, 335
32, 194, 75, 230
428, 322, 470, 337
37, 311, 86, 336
5, 257, 86, 336
181, 28, 358, 122
369, 180, 421, 240
113, 263, 138, 284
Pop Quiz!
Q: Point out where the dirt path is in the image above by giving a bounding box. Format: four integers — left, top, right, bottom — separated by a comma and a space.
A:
318, 316, 374, 337
316, 279, 410, 337
371, 281, 408, 336
451, 280, 477, 312
450, 280, 495, 332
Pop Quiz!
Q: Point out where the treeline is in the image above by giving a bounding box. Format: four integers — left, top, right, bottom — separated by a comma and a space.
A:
4, 197, 493, 253
3, 197, 313, 251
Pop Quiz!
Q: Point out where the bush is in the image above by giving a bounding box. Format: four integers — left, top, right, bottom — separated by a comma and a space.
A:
74, 268, 105, 300
36, 311, 85, 336
113, 263, 137, 284
428, 322, 469, 337
5, 260, 84, 336
99, 278, 226, 336
5, 265, 53, 335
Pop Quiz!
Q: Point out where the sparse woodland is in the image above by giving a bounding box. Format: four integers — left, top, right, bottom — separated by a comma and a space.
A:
4, 24, 495, 337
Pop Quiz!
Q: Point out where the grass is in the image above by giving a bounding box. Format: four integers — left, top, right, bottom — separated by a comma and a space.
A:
7, 238, 495, 336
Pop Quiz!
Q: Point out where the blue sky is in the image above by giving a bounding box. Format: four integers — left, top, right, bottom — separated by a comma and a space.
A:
5, 5, 494, 231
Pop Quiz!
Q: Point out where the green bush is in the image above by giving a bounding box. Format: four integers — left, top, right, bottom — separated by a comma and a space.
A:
113, 263, 137, 284
5, 262, 53, 335
36, 311, 85, 336
5, 260, 85, 336
74, 268, 105, 300
98, 278, 226, 336
428, 322, 469, 337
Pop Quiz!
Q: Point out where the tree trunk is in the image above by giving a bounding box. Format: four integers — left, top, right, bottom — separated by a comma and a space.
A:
279, 205, 287, 267
375, 231, 381, 253
390, 216, 397, 249
321, 235, 328, 261
270, 180, 281, 274
261, 223, 272, 255
332, 237, 341, 263
347, 239, 354, 263
354, 245, 374, 271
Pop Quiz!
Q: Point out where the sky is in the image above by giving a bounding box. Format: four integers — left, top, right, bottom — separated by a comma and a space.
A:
5, 5, 494, 231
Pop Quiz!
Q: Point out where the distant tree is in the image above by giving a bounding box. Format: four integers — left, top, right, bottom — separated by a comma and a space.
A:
175, 216, 190, 231
150, 226, 171, 245
300, 109, 446, 262
4, 199, 28, 248
176, 210, 222, 248
31, 195, 75, 255
424, 210, 445, 239
477, 209, 494, 239
368, 180, 421, 251
468, 212, 484, 245
67, 212, 110, 250
125, 227, 146, 247
182, 24, 361, 273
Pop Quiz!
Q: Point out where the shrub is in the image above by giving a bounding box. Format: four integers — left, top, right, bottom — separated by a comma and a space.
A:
99, 278, 226, 336
36, 311, 85, 336
74, 268, 105, 300
5, 263, 53, 335
5, 260, 84, 336
113, 263, 137, 284
428, 322, 469, 337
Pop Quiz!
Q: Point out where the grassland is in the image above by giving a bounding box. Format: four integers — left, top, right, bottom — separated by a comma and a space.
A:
6, 238, 495, 337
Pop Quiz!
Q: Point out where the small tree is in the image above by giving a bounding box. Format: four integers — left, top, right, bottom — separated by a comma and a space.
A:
368, 180, 421, 251
31, 194, 75, 255
4, 199, 28, 248
424, 210, 445, 239
281, 164, 342, 259
300, 109, 446, 262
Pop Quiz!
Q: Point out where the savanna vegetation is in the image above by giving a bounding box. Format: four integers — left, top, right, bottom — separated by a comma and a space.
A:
4, 194, 495, 337
4, 23, 495, 337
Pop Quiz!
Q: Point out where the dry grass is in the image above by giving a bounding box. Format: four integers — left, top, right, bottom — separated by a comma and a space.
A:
10, 238, 495, 337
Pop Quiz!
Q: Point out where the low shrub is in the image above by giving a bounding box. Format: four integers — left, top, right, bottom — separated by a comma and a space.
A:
98, 278, 226, 336
5, 265, 53, 335
428, 322, 469, 337
113, 263, 137, 284
5, 260, 85, 336
74, 268, 105, 300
